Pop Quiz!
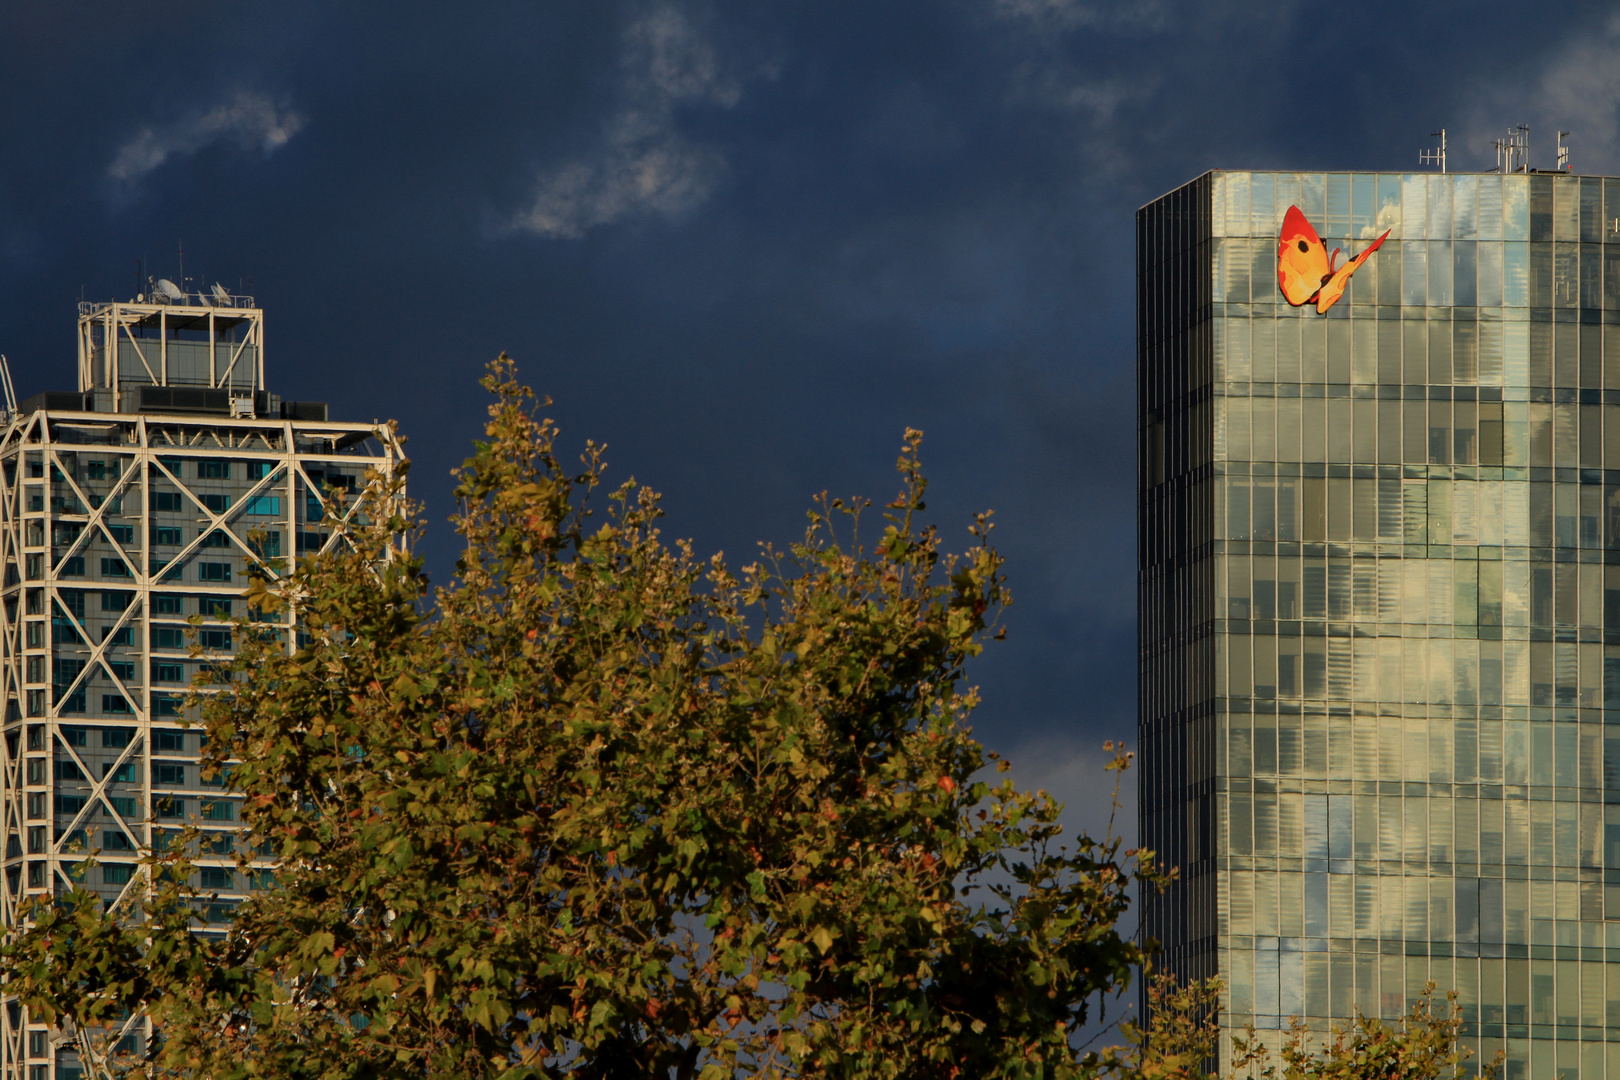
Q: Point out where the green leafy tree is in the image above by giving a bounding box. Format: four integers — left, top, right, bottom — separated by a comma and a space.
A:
1229, 985, 1501, 1080
1, 359, 1164, 1080
1121, 977, 1500, 1080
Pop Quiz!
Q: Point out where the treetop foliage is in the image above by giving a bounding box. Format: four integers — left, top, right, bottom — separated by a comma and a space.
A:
2, 357, 1160, 1080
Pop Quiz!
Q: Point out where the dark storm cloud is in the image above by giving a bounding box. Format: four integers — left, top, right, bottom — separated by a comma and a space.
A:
4, 0, 1620, 844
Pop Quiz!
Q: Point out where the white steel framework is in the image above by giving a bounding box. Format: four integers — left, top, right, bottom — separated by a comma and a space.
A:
76, 296, 265, 411
0, 404, 402, 1080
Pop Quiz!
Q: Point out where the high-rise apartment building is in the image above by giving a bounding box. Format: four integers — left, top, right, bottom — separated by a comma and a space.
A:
0, 289, 402, 1080
1139, 169, 1620, 1080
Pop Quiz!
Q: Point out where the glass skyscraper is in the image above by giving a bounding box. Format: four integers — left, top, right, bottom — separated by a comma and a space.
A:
1138, 170, 1620, 1080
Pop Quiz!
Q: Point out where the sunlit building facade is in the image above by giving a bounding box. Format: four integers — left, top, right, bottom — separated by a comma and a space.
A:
0, 291, 402, 1080
1139, 169, 1620, 1079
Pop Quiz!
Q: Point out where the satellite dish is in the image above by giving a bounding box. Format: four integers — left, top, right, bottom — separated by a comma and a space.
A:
155, 278, 184, 302
211, 282, 231, 306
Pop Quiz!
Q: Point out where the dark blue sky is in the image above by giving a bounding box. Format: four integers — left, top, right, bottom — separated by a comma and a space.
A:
3, 0, 1617, 835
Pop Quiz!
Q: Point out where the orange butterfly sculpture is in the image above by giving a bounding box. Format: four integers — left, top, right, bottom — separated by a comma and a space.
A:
1276, 205, 1390, 314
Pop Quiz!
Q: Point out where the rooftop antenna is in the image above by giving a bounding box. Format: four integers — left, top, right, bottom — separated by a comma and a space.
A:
177, 238, 184, 301
1557, 130, 1571, 172
1495, 125, 1530, 175
0, 356, 17, 418
1419, 128, 1447, 172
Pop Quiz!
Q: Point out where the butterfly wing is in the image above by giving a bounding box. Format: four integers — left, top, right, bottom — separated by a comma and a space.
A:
1277, 205, 1332, 307
1313, 228, 1391, 313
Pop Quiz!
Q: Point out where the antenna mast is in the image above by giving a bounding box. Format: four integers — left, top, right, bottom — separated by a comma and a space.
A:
1557, 130, 1572, 171
0, 355, 18, 420
1496, 125, 1530, 174
1419, 128, 1447, 172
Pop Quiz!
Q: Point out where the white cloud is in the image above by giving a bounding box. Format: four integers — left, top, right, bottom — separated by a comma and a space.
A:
996, 732, 1138, 849
108, 91, 305, 182
511, 4, 755, 239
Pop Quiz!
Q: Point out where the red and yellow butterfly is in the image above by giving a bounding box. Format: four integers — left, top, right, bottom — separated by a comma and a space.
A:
1276, 205, 1390, 314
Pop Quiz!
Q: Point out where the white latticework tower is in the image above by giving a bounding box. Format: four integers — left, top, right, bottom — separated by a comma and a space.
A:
0, 289, 403, 1080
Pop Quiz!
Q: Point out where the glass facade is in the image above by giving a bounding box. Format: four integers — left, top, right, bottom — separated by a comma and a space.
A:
1138, 170, 1620, 1078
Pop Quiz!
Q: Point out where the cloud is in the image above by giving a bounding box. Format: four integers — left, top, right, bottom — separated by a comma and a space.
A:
108, 91, 305, 182
989, 0, 1169, 34
510, 4, 754, 239
1461, 12, 1620, 173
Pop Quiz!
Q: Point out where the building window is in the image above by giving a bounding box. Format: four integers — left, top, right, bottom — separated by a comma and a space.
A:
200, 493, 230, 513
152, 491, 183, 513
156, 730, 185, 752
154, 695, 182, 717
101, 590, 132, 610
106, 661, 135, 682
106, 796, 139, 818
60, 725, 87, 746
154, 627, 186, 649
102, 625, 133, 646
100, 558, 130, 578
150, 526, 182, 546
247, 461, 274, 480
197, 459, 231, 480
58, 555, 85, 576
102, 864, 133, 885
153, 663, 185, 683
155, 763, 186, 786
200, 867, 234, 890
102, 762, 136, 783
85, 460, 106, 481
199, 629, 232, 650
200, 598, 232, 618
54, 760, 83, 782
203, 801, 235, 822
153, 594, 184, 615
200, 529, 231, 548
106, 523, 134, 544
198, 563, 232, 582
155, 797, 187, 819
101, 694, 132, 715
53, 794, 87, 815
245, 495, 281, 515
